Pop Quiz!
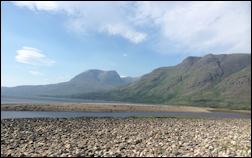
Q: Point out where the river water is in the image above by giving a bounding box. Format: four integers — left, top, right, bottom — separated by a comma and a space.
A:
1, 96, 250, 119
1, 111, 250, 119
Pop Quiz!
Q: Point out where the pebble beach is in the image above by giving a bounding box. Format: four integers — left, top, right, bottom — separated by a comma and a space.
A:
1, 117, 251, 157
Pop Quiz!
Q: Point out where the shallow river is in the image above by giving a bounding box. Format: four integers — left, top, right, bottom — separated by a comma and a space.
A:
1, 111, 250, 119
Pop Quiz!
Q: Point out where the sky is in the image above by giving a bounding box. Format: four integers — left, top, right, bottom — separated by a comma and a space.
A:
1, 1, 251, 87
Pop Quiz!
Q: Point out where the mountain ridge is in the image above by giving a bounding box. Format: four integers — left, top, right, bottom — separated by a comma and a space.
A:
1, 53, 251, 110
74, 53, 251, 110
1, 70, 138, 97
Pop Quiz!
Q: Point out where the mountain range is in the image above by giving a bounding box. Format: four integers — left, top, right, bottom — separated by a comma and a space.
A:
72, 54, 251, 110
1, 53, 251, 110
1, 69, 138, 97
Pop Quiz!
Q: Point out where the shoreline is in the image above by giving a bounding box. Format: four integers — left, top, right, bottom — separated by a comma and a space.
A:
1, 103, 251, 115
1, 103, 213, 113
2, 104, 251, 156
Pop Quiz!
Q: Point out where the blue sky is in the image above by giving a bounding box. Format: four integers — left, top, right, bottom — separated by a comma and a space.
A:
1, 1, 251, 87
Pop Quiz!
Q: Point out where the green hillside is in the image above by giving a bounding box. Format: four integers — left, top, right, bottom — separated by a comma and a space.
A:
76, 54, 251, 110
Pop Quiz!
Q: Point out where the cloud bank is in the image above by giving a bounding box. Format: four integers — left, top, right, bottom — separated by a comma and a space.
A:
12, 1, 251, 54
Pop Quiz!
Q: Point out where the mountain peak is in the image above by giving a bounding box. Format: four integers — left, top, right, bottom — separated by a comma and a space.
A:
109, 53, 251, 110
86, 69, 117, 73
2, 69, 137, 97
179, 56, 201, 68
70, 69, 121, 83
204, 53, 214, 57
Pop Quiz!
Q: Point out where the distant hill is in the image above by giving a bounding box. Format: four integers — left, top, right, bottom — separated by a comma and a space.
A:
1, 69, 138, 97
2, 54, 251, 110
76, 54, 251, 110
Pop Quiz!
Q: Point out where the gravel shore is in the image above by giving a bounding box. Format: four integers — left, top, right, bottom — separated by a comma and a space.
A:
1, 103, 212, 113
1, 117, 251, 157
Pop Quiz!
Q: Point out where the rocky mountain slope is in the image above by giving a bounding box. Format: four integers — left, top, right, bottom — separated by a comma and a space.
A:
77, 54, 251, 109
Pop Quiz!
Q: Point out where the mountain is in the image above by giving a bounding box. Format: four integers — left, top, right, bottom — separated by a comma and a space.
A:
1, 69, 137, 97
2, 54, 250, 110
77, 54, 251, 110
121, 76, 140, 84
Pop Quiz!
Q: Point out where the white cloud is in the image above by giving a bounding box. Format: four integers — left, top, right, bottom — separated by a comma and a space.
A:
12, 1, 58, 11
12, 1, 251, 53
12, 1, 147, 44
133, 1, 251, 54
15, 47, 55, 66
29, 70, 43, 76
102, 24, 147, 44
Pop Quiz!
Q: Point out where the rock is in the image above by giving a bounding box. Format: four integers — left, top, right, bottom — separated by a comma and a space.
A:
135, 139, 142, 144
64, 144, 71, 149
1, 118, 251, 157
